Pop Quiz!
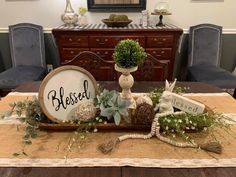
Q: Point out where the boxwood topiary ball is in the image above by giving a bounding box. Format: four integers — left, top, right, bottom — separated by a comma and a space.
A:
113, 39, 147, 68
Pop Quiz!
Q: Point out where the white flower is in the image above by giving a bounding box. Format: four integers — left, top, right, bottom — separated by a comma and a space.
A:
178, 119, 182, 123
165, 126, 169, 130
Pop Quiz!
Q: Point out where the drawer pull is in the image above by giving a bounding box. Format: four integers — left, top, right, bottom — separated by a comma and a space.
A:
96, 51, 100, 54
105, 39, 108, 42
96, 39, 100, 42
161, 51, 165, 54
70, 51, 74, 54
162, 38, 167, 41
157, 42, 163, 44
105, 51, 108, 54
68, 38, 73, 42
154, 38, 157, 41
77, 38, 81, 42
152, 51, 156, 54
99, 42, 106, 45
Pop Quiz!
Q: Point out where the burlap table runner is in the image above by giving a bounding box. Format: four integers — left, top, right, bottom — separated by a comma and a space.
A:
0, 92, 236, 168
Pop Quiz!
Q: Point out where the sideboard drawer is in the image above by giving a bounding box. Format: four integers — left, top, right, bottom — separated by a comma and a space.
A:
60, 35, 88, 47
61, 48, 89, 61
113, 36, 145, 47
146, 48, 172, 59
147, 35, 174, 47
89, 36, 115, 47
90, 36, 145, 48
91, 49, 114, 61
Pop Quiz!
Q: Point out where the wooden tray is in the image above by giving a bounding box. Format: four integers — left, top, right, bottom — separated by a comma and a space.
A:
38, 122, 151, 131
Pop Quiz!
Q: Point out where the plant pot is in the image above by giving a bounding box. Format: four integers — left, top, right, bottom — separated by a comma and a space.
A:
115, 64, 138, 109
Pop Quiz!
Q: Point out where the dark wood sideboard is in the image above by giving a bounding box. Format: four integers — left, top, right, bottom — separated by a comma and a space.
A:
52, 24, 183, 81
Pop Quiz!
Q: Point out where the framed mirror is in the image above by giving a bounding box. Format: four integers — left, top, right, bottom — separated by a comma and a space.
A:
87, 0, 146, 12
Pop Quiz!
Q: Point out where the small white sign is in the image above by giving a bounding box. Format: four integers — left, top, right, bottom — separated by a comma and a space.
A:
39, 66, 97, 123
171, 93, 205, 114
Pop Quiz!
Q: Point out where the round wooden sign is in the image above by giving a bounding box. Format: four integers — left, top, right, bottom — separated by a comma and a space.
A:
38, 65, 98, 123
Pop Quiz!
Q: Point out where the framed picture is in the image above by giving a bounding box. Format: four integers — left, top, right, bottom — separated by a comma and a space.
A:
87, 0, 146, 12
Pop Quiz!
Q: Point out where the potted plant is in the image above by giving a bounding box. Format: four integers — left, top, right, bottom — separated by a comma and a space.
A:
113, 39, 147, 108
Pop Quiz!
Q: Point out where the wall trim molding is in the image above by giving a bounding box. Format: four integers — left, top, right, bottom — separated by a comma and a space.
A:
1, 28, 236, 34
183, 28, 236, 34
0, 28, 52, 33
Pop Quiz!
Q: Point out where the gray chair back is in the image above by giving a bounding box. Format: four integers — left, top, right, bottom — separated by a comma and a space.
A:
9, 23, 46, 68
188, 24, 222, 67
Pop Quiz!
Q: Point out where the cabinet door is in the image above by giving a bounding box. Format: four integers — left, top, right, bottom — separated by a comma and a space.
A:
133, 63, 167, 81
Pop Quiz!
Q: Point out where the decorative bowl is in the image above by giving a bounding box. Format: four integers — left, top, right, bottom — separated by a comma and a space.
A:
102, 19, 132, 27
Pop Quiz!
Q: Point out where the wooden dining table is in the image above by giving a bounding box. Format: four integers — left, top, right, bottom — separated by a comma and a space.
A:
1, 81, 236, 177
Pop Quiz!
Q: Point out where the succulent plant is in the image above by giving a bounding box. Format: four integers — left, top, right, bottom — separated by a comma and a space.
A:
95, 89, 130, 125
113, 39, 147, 68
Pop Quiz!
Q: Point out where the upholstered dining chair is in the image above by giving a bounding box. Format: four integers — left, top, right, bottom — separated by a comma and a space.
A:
0, 23, 47, 96
187, 23, 236, 97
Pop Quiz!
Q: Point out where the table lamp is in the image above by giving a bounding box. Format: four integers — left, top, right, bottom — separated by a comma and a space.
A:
61, 0, 78, 27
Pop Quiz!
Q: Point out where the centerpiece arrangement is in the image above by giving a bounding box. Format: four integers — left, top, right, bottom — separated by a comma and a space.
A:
1, 40, 236, 157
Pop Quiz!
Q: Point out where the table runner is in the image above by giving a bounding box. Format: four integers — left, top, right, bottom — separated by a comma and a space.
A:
0, 92, 236, 168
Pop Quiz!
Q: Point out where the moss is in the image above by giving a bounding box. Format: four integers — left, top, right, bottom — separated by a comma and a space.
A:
113, 15, 129, 22
108, 14, 116, 21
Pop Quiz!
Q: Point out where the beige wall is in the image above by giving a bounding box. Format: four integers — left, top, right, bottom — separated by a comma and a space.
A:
0, 0, 235, 30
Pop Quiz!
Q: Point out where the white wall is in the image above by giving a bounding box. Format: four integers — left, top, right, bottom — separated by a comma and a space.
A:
0, 0, 235, 30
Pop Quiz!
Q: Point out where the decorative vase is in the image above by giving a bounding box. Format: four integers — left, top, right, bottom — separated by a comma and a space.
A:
61, 0, 78, 27
115, 64, 138, 109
